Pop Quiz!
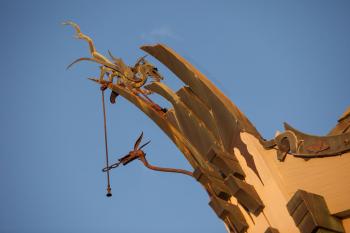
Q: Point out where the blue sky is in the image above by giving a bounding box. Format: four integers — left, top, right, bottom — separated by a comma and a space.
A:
0, 1, 349, 233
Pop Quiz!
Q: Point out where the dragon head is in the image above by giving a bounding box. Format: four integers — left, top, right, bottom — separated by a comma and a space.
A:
134, 56, 164, 82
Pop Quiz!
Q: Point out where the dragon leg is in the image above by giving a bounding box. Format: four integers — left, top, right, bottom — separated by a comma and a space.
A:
99, 66, 107, 81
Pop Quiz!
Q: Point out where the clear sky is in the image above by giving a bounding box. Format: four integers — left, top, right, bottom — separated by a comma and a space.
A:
1, 1, 349, 233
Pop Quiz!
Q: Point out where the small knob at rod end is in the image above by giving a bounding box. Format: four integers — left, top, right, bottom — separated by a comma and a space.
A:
106, 186, 112, 197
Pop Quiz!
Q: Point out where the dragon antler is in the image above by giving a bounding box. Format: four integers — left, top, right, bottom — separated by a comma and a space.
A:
63, 21, 117, 70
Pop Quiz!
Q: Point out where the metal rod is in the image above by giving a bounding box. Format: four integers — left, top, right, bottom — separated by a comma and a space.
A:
101, 88, 112, 197
139, 156, 193, 177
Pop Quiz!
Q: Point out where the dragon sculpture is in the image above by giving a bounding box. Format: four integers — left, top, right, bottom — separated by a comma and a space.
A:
64, 21, 163, 96
65, 22, 350, 233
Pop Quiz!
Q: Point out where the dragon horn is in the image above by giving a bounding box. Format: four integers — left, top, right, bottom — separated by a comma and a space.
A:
135, 55, 148, 66
139, 140, 151, 150
108, 50, 118, 61
134, 132, 144, 150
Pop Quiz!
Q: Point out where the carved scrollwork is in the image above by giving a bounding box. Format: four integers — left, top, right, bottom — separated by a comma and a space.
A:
271, 122, 350, 161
